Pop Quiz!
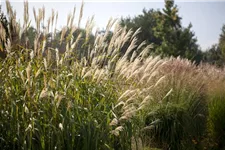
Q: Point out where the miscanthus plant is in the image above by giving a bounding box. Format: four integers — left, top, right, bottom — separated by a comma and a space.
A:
0, 55, 117, 149
0, 1, 154, 149
0, 3, 116, 150
1, 1, 225, 150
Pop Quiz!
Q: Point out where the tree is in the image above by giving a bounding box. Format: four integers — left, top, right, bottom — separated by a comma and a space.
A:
203, 24, 225, 67
51, 27, 95, 61
120, 0, 201, 63
153, 0, 201, 62
120, 9, 161, 51
203, 44, 224, 67
21, 26, 37, 49
219, 24, 225, 59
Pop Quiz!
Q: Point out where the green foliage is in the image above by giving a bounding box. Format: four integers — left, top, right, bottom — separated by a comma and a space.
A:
1, 1, 225, 150
143, 80, 207, 150
0, 54, 117, 150
120, 9, 161, 50
219, 24, 225, 60
153, 0, 201, 62
208, 88, 225, 149
120, 0, 201, 63
202, 25, 225, 67
21, 27, 37, 49
203, 44, 224, 67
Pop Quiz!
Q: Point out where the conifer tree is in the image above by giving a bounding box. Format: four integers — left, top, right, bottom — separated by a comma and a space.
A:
153, 0, 201, 62
219, 24, 225, 59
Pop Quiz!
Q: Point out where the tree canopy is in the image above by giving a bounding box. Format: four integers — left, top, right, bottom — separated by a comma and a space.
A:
219, 24, 225, 59
120, 0, 202, 63
120, 9, 161, 47
203, 24, 225, 67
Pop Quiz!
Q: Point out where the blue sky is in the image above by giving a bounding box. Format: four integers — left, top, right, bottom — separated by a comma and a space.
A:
1, 0, 225, 50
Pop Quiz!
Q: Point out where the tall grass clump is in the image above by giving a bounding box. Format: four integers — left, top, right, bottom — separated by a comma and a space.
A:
137, 58, 207, 150
205, 75, 225, 149
0, 1, 119, 149
0, 56, 117, 149
0, 0, 156, 149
